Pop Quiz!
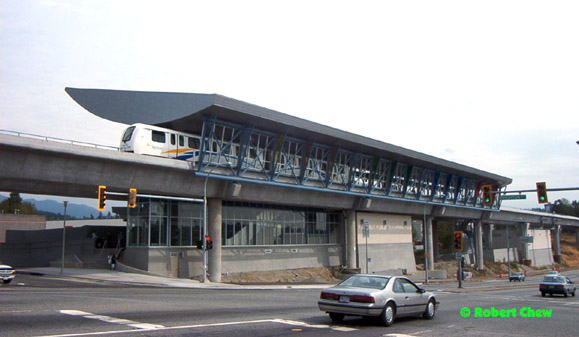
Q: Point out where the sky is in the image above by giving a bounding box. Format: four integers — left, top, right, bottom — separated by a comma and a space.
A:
1, 0, 578, 210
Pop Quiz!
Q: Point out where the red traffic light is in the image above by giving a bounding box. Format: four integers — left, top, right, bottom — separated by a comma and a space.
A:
453, 231, 464, 252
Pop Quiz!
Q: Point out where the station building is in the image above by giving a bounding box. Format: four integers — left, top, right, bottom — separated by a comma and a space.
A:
65, 88, 512, 281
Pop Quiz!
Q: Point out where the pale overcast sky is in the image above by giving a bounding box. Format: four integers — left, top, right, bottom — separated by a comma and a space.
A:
1, 0, 578, 210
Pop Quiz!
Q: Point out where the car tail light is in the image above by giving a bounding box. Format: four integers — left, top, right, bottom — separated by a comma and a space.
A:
350, 295, 375, 303
11, 270, 16, 275
556, 285, 564, 289
320, 292, 339, 300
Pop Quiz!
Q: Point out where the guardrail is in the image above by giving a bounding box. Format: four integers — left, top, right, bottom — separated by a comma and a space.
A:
0, 129, 119, 151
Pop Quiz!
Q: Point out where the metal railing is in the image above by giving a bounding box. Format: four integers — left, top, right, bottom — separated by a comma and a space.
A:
0, 129, 119, 151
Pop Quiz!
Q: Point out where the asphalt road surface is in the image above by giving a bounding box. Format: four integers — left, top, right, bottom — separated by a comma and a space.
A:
1, 272, 578, 337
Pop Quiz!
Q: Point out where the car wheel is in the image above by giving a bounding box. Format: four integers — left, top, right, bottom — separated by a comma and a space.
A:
328, 313, 344, 323
572, 291, 576, 297
379, 302, 395, 327
2, 279, 11, 284
564, 290, 569, 298
423, 299, 436, 320
541, 292, 545, 297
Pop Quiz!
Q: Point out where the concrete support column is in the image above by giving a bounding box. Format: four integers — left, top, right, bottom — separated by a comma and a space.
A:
425, 216, 434, 271
432, 220, 439, 261
521, 223, 530, 263
485, 224, 493, 249
346, 211, 357, 270
207, 198, 222, 282
576, 229, 579, 251
474, 220, 484, 271
552, 225, 562, 264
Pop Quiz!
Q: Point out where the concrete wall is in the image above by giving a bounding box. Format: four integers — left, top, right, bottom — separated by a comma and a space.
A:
487, 226, 554, 267
0, 214, 46, 243
0, 226, 124, 267
129, 245, 342, 278
46, 219, 126, 229
221, 245, 342, 274
356, 212, 416, 274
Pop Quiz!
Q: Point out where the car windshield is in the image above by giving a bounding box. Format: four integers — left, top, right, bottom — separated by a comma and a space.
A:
544, 276, 564, 283
339, 275, 390, 289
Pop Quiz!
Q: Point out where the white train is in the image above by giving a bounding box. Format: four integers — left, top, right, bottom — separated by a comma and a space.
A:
120, 123, 202, 161
119, 123, 379, 190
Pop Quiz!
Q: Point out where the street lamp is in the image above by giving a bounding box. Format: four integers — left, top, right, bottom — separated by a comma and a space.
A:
60, 201, 68, 274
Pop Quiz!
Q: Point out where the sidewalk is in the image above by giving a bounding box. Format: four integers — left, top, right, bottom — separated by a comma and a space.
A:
17, 266, 568, 292
17, 267, 329, 290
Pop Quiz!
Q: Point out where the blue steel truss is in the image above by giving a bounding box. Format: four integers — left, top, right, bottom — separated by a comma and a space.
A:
197, 118, 502, 209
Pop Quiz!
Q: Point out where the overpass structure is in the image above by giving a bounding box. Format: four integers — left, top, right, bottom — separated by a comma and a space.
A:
1, 87, 578, 281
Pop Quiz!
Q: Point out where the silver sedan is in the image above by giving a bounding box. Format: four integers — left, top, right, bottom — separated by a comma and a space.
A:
318, 274, 438, 326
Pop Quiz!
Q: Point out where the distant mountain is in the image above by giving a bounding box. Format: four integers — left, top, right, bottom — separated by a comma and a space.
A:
25, 198, 101, 219
0, 195, 101, 219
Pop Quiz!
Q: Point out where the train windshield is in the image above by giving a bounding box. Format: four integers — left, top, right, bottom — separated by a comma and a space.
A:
122, 126, 136, 143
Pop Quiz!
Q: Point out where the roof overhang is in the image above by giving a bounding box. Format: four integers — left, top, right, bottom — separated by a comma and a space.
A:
65, 87, 512, 186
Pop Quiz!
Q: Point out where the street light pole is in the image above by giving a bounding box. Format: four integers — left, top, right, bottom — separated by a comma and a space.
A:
506, 224, 511, 278
60, 201, 68, 274
202, 174, 209, 283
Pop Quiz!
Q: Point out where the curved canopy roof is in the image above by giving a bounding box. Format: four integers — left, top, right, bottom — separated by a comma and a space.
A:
65, 87, 512, 185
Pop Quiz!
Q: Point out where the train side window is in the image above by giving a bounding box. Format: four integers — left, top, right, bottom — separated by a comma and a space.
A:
179, 136, 184, 147
188, 138, 200, 149
152, 131, 166, 143
170, 134, 176, 145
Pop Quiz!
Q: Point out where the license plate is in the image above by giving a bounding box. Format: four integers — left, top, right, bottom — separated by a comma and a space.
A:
339, 296, 350, 303
549, 286, 554, 289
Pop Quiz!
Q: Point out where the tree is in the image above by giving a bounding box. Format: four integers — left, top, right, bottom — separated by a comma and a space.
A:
552, 199, 579, 217
0, 192, 39, 215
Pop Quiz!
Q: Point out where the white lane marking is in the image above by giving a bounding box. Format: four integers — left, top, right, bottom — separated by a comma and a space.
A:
272, 318, 358, 332
43, 316, 358, 337
60, 310, 164, 330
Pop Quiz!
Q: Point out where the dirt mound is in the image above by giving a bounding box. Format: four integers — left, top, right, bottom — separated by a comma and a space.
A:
561, 232, 579, 267
221, 267, 340, 284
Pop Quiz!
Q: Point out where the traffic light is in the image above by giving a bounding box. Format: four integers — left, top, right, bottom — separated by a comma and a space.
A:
453, 231, 464, 252
482, 184, 493, 206
206, 236, 213, 250
536, 182, 548, 204
128, 188, 137, 208
196, 236, 213, 250
98, 185, 107, 211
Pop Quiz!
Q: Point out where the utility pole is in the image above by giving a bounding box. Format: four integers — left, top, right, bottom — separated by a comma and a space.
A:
60, 201, 68, 275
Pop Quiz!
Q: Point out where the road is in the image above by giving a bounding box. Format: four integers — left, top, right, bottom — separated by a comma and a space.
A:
1, 272, 578, 337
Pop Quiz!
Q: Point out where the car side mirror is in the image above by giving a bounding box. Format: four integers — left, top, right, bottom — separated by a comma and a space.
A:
417, 288, 426, 293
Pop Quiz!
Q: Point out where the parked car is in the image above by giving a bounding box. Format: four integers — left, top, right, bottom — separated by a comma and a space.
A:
318, 274, 438, 327
509, 272, 525, 282
539, 275, 576, 297
0, 263, 16, 284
